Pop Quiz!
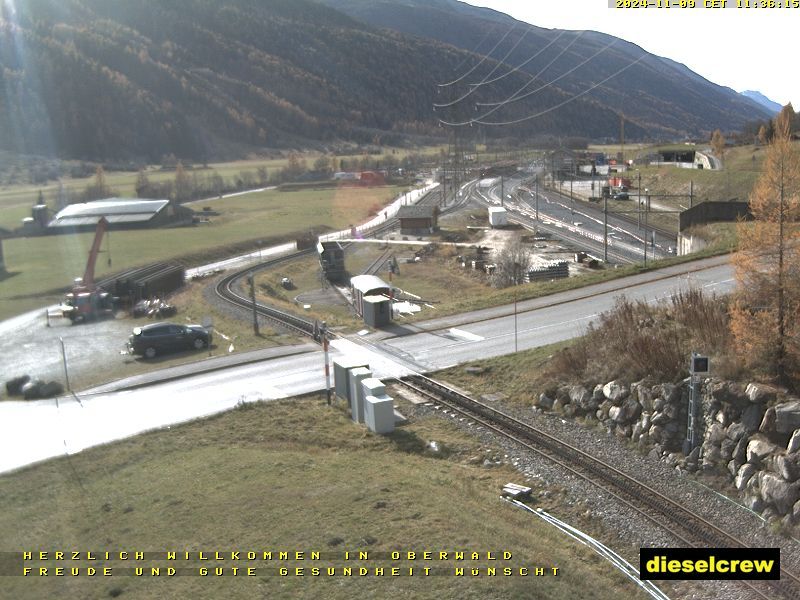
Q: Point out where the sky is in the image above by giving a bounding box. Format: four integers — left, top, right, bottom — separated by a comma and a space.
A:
467, 0, 797, 109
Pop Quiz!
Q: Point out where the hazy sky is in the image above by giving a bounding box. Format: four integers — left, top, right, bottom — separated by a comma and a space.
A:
467, 0, 796, 109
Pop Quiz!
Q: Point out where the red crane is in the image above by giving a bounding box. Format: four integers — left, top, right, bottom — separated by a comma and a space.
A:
62, 217, 114, 323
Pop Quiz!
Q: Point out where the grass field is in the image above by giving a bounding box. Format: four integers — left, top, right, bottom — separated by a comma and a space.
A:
0, 149, 444, 231
0, 394, 654, 600
0, 185, 407, 320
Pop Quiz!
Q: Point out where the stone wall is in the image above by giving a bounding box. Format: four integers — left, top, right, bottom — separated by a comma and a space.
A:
533, 378, 800, 528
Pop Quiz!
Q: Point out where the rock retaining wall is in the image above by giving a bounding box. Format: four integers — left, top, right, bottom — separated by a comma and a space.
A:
532, 378, 800, 528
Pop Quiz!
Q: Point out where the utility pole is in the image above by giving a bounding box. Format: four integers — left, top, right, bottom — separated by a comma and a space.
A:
534, 176, 539, 224
60, 337, 71, 392
321, 321, 331, 405
248, 272, 259, 335
514, 289, 518, 353
500, 175, 504, 207
689, 180, 694, 209
637, 171, 642, 229
643, 190, 649, 267
603, 194, 608, 263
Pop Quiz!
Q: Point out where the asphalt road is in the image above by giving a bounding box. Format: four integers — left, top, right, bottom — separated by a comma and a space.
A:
0, 254, 734, 474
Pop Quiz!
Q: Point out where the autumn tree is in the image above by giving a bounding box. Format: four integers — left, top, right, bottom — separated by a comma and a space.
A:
711, 129, 726, 158
81, 166, 114, 201
173, 161, 192, 203
492, 239, 531, 288
730, 105, 800, 386
135, 169, 151, 198
758, 124, 768, 146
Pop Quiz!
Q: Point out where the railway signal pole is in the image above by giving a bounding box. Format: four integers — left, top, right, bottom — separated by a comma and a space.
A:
247, 272, 259, 336
684, 353, 709, 454
321, 321, 332, 405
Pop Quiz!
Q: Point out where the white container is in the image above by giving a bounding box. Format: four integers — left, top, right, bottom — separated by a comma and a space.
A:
488, 207, 507, 227
365, 395, 395, 434
348, 367, 372, 424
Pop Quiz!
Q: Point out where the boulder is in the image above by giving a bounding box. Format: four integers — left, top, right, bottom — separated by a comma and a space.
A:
774, 400, 800, 434
636, 384, 654, 412
732, 436, 749, 465
702, 446, 722, 471
794, 499, 800, 523
775, 454, 800, 483
602, 380, 628, 403
745, 383, 776, 404
551, 398, 564, 413
735, 463, 757, 491
741, 404, 765, 434
592, 384, 605, 402
651, 410, 670, 427
727, 422, 747, 442
720, 438, 736, 462
728, 459, 739, 477
789, 430, 800, 454
706, 422, 727, 445
609, 397, 641, 423
538, 393, 554, 410
649, 425, 664, 444
759, 472, 800, 514
596, 400, 612, 421
568, 385, 590, 405
663, 402, 680, 421
744, 493, 764, 514
709, 380, 747, 406
640, 412, 651, 431
747, 436, 780, 464
759, 407, 776, 434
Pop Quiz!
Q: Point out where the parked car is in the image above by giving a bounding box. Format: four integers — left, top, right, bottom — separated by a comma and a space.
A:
611, 191, 629, 200
127, 322, 212, 358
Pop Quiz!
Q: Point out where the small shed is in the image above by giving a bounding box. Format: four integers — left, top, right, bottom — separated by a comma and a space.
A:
397, 205, 438, 235
350, 274, 391, 320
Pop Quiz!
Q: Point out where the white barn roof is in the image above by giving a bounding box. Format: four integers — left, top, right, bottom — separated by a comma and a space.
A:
49, 198, 169, 228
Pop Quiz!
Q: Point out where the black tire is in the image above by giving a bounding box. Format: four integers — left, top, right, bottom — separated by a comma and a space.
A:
193, 337, 206, 350
144, 347, 157, 359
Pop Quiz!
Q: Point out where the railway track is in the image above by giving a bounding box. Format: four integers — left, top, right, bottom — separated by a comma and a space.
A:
210, 186, 800, 598
213, 185, 449, 335
397, 374, 800, 600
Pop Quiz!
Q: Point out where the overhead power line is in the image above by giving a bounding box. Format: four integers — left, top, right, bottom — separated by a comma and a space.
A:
471, 54, 648, 127
437, 23, 516, 88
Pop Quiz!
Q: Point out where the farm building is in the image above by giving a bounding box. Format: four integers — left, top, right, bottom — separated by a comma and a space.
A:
350, 274, 392, 327
397, 205, 438, 235
47, 198, 191, 231
317, 240, 346, 281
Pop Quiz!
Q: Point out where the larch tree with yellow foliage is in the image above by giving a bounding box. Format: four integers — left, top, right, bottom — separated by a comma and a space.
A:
730, 105, 800, 386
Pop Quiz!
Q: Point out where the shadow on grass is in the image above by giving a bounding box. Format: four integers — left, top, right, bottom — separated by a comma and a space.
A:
385, 428, 452, 459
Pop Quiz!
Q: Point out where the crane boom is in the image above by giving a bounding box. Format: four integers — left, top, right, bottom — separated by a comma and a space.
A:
82, 216, 108, 287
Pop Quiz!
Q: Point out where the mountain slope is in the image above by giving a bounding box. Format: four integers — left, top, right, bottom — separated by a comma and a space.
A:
740, 90, 782, 114
0, 0, 768, 161
322, 0, 772, 138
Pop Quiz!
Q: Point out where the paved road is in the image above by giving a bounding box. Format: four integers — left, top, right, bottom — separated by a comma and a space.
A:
0, 254, 734, 474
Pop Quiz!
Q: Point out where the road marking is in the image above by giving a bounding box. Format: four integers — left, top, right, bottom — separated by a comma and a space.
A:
449, 328, 485, 342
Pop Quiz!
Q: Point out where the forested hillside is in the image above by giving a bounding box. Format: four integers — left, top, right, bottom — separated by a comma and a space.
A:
0, 0, 766, 162
324, 0, 772, 138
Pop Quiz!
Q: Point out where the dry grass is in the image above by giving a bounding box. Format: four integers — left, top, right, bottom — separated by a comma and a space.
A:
0, 395, 651, 600
546, 289, 737, 386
